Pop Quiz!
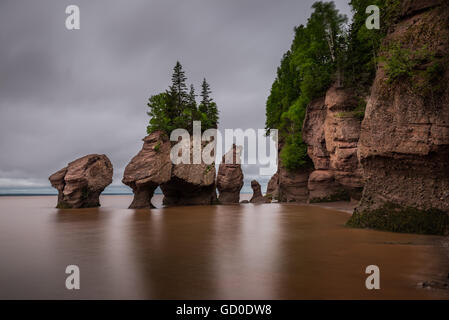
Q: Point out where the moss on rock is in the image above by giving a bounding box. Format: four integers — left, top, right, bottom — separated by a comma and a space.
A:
346, 202, 449, 235
309, 189, 351, 203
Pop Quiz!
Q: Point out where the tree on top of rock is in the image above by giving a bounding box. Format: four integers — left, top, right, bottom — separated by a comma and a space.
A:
169, 61, 188, 110
147, 62, 219, 135
199, 78, 219, 129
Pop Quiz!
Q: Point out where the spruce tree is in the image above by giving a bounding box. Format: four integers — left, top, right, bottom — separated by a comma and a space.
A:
199, 78, 219, 129
200, 78, 212, 107
185, 84, 198, 132
146, 63, 219, 135
169, 61, 188, 108
168, 61, 189, 130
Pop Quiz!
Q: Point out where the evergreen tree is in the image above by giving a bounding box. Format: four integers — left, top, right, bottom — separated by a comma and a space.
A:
169, 61, 188, 109
146, 63, 219, 135
200, 78, 212, 107
265, 1, 347, 170
199, 78, 219, 129
185, 84, 198, 132
167, 61, 190, 130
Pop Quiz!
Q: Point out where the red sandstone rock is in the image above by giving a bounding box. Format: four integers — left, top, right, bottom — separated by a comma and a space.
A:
49, 154, 113, 208
308, 170, 343, 202
123, 130, 217, 208
266, 140, 310, 203
324, 85, 364, 199
250, 180, 269, 203
400, 0, 443, 18
216, 145, 244, 204
302, 85, 364, 202
266, 172, 279, 200
278, 165, 310, 203
122, 131, 172, 208
357, 2, 449, 212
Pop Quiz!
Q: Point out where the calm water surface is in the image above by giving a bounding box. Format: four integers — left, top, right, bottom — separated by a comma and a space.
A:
0, 195, 448, 299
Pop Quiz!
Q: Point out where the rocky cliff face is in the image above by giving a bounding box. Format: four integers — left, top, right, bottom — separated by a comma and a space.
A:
349, 0, 449, 234
49, 154, 113, 208
265, 140, 311, 203
216, 145, 244, 204
277, 165, 311, 202
123, 131, 217, 208
268, 82, 365, 204
302, 85, 364, 202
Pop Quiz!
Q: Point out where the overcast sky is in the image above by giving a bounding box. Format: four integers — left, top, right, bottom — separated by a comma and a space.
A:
0, 0, 351, 187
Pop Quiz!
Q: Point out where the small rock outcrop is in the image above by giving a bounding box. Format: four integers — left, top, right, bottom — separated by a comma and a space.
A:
266, 141, 310, 203
266, 172, 279, 201
123, 130, 217, 208
122, 131, 172, 209
216, 145, 244, 204
250, 180, 269, 203
49, 154, 113, 208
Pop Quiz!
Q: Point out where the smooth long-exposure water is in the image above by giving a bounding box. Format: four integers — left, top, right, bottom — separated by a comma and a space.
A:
0, 195, 448, 299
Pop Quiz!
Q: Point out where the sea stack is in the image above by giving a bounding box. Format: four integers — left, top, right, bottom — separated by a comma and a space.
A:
122, 131, 172, 209
216, 144, 244, 204
49, 154, 113, 209
250, 180, 269, 203
123, 130, 217, 208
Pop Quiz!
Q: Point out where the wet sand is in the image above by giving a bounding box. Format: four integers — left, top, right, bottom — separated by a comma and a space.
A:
0, 195, 448, 299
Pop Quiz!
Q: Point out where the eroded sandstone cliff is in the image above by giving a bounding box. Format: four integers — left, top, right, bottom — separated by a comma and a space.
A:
302, 86, 364, 203
270, 83, 365, 204
348, 0, 449, 234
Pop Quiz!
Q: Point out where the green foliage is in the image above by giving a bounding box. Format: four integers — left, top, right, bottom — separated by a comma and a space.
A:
383, 43, 416, 83
382, 43, 437, 84
265, 1, 404, 171
153, 142, 161, 152
199, 78, 219, 129
346, 202, 449, 235
279, 132, 311, 170
266, 1, 347, 171
146, 62, 219, 135
147, 93, 174, 134
335, 98, 366, 120
204, 164, 213, 174
425, 61, 445, 83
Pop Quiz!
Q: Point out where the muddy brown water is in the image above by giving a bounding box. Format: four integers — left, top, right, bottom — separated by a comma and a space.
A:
0, 195, 448, 299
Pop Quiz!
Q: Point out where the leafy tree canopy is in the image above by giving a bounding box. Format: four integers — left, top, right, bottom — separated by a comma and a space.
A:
266, 0, 390, 171
147, 62, 219, 135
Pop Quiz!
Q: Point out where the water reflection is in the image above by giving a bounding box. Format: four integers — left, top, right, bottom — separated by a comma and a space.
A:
0, 196, 447, 299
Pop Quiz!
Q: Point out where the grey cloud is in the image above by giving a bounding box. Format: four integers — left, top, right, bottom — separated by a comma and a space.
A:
0, 0, 351, 187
